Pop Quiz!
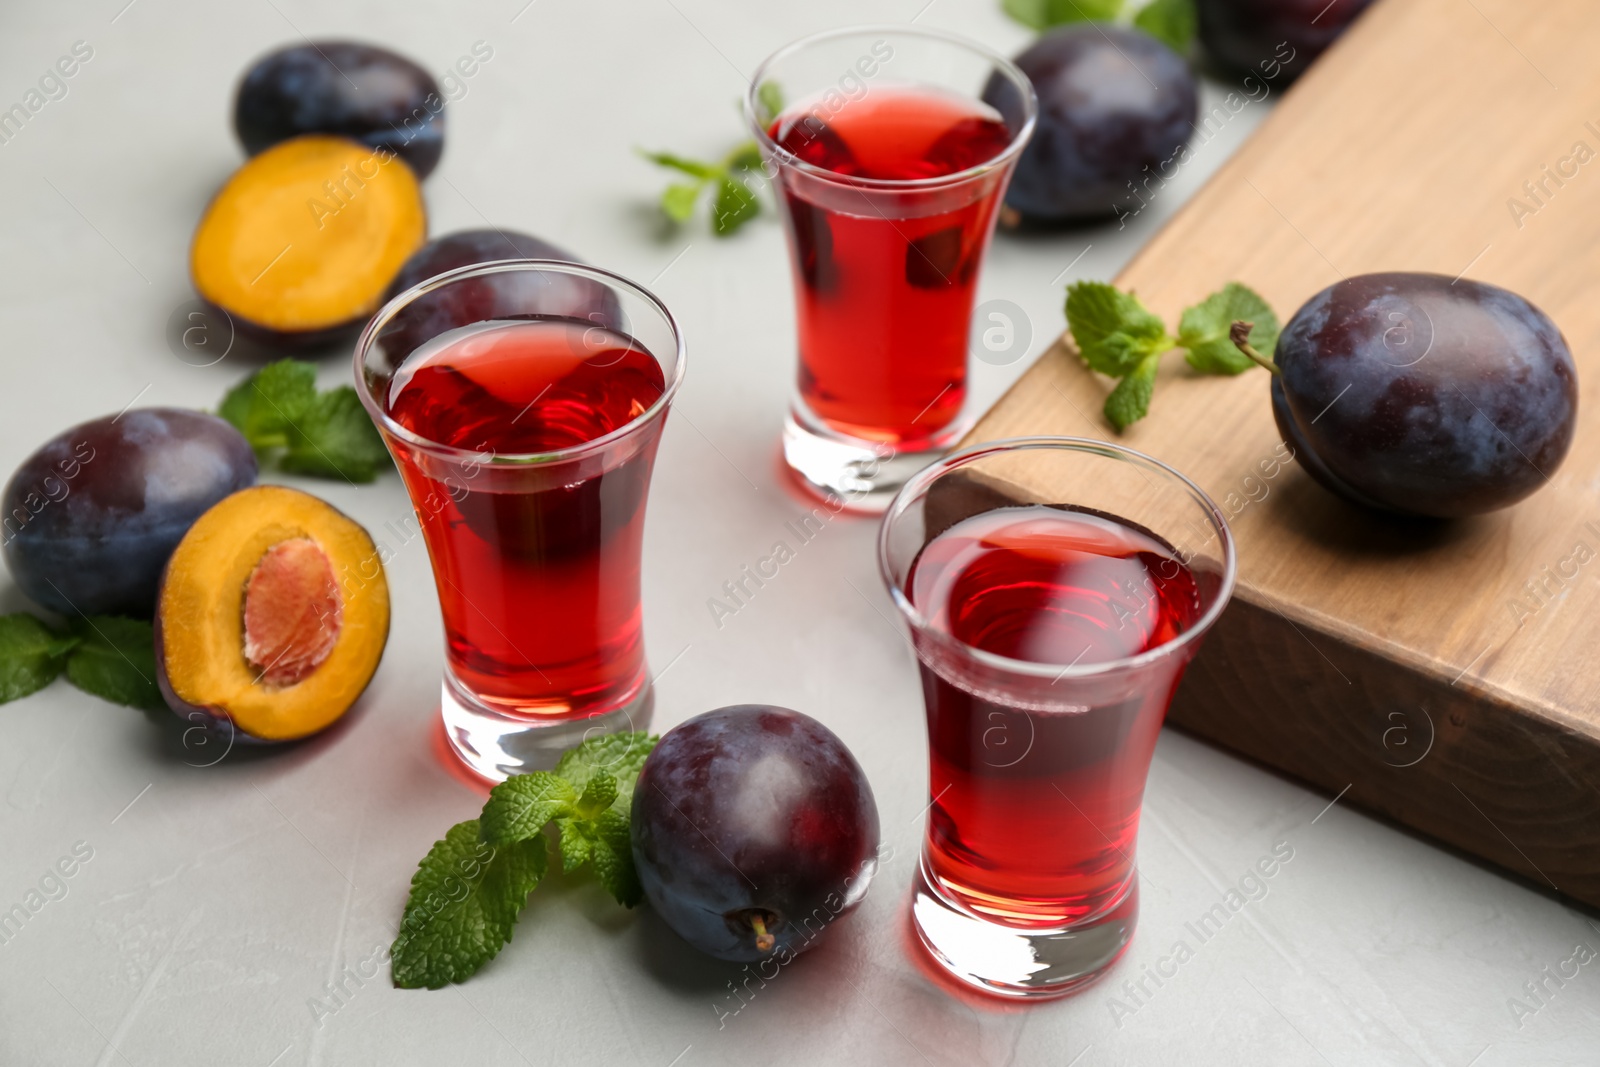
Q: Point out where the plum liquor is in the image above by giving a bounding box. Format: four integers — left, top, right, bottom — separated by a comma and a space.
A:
906, 506, 1203, 925
384, 318, 666, 721
769, 87, 1013, 443
750, 28, 1035, 504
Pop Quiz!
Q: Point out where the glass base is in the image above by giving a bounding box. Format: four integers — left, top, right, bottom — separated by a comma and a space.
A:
911, 857, 1137, 999
440, 671, 654, 781
783, 402, 971, 512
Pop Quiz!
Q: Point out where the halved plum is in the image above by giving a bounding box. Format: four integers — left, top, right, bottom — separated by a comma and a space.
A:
191, 135, 427, 348
156, 485, 389, 742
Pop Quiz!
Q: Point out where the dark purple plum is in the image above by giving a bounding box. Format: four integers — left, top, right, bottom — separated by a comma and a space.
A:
3, 410, 257, 616
1272, 272, 1576, 518
631, 705, 880, 963
374, 229, 623, 366
1196, 0, 1374, 84
234, 41, 445, 178
983, 25, 1197, 225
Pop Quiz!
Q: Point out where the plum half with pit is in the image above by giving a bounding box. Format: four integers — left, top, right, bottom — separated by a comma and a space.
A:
1269, 272, 1577, 518
1196, 0, 1374, 84
983, 25, 1197, 225
235, 41, 446, 178
631, 705, 880, 963
374, 229, 623, 365
2, 409, 257, 617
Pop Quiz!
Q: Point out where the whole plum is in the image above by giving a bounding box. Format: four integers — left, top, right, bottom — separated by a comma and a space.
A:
1272, 272, 1576, 518
1196, 0, 1374, 84
983, 25, 1197, 225
235, 42, 446, 178
375, 229, 623, 364
631, 705, 880, 963
2, 409, 257, 616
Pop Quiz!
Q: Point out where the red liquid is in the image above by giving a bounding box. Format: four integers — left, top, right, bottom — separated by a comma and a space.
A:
770, 87, 1014, 442
907, 506, 1203, 926
384, 318, 667, 718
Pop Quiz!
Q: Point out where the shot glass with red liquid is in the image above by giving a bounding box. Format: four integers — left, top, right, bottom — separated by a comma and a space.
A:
879, 437, 1236, 997
746, 27, 1036, 507
355, 260, 684, 780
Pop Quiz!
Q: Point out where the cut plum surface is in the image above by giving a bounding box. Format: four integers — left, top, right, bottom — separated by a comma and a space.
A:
156, 485, 389, 742
191, 135, 427, 346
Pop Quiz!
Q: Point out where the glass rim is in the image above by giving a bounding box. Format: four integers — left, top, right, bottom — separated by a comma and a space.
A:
877, 435, 1238, 682
352, 258, 687, 466
744, 23, 1039, 193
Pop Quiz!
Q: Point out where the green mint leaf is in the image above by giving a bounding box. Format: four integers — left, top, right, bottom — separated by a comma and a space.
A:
590, 808, 643, 907
279, 387, 389, 483
64, 616, 162, 711
554, 731, 657, 806
723, 141, 764, 174
219, 359, 317, 451
1003, 0, 1123, 30
639, 150, 720, 180
1134, 0, 1197, 52
711, 175, 760, 237
390, 820, 548, 989
756, 81, 785, 123
574, 772, 619, 821
1065, 281, 1173, 377
480, 772, 577, 845
1104, 352, 1163, 431
1178, 282, 1281, 376
554, 817, 595, 873
661, 181, 703, 222
0, 614, 75, 704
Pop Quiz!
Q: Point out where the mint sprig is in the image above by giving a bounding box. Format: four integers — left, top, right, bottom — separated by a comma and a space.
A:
641, 144, 766, 237
218, 359, 388, 483
1065, 280, 1279, 430
0, 612, 164, 711
1002, 0, 1197, 52
390, 731, 659, 989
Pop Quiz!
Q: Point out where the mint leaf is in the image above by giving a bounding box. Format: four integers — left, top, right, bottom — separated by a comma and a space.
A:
480, 772, 577, 845
0, 614, 75, 704
554, 817, 595, 872
711, 175, 760, 236
390, 821, 548, 990
1065, 281, 1173, 377
661, 181, 702, 222
1178, 282, 1280, 376
64, 616, 162, 711
219, 359, 317, 451
280, 386, 389, 483
554, 731, 657, 803
1104, 352, 1162, 431
639, 150, 720, 180
1134, 0, 1197, 52
1003, 0, 1123, 30
219, 361, 388, 483
393, 731, 659, 989
574, 772, 618, 820
756, 81, 785, 123
590, 809, 643, 907
724, 141, 764, 174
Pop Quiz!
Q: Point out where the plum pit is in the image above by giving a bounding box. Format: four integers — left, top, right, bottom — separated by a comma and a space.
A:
243, 538, 342, 687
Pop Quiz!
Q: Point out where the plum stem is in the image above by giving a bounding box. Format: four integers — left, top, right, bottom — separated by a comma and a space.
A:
749, 914, 776, 953
1230, 320, 1281, 376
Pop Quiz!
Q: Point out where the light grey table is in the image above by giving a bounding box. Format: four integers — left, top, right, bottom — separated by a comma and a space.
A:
0, 1, 1595, 1064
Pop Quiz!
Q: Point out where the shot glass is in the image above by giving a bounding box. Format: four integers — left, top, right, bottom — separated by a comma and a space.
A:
878, 437, 1236, 997
355, 260, 685, 780
746, 26, 1037, 507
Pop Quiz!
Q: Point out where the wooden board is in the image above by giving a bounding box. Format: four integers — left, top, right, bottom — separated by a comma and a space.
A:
966, 0, 1600, 905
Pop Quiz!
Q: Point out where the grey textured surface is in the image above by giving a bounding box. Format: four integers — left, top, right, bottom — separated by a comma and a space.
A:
0, 1, 1595, 1064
